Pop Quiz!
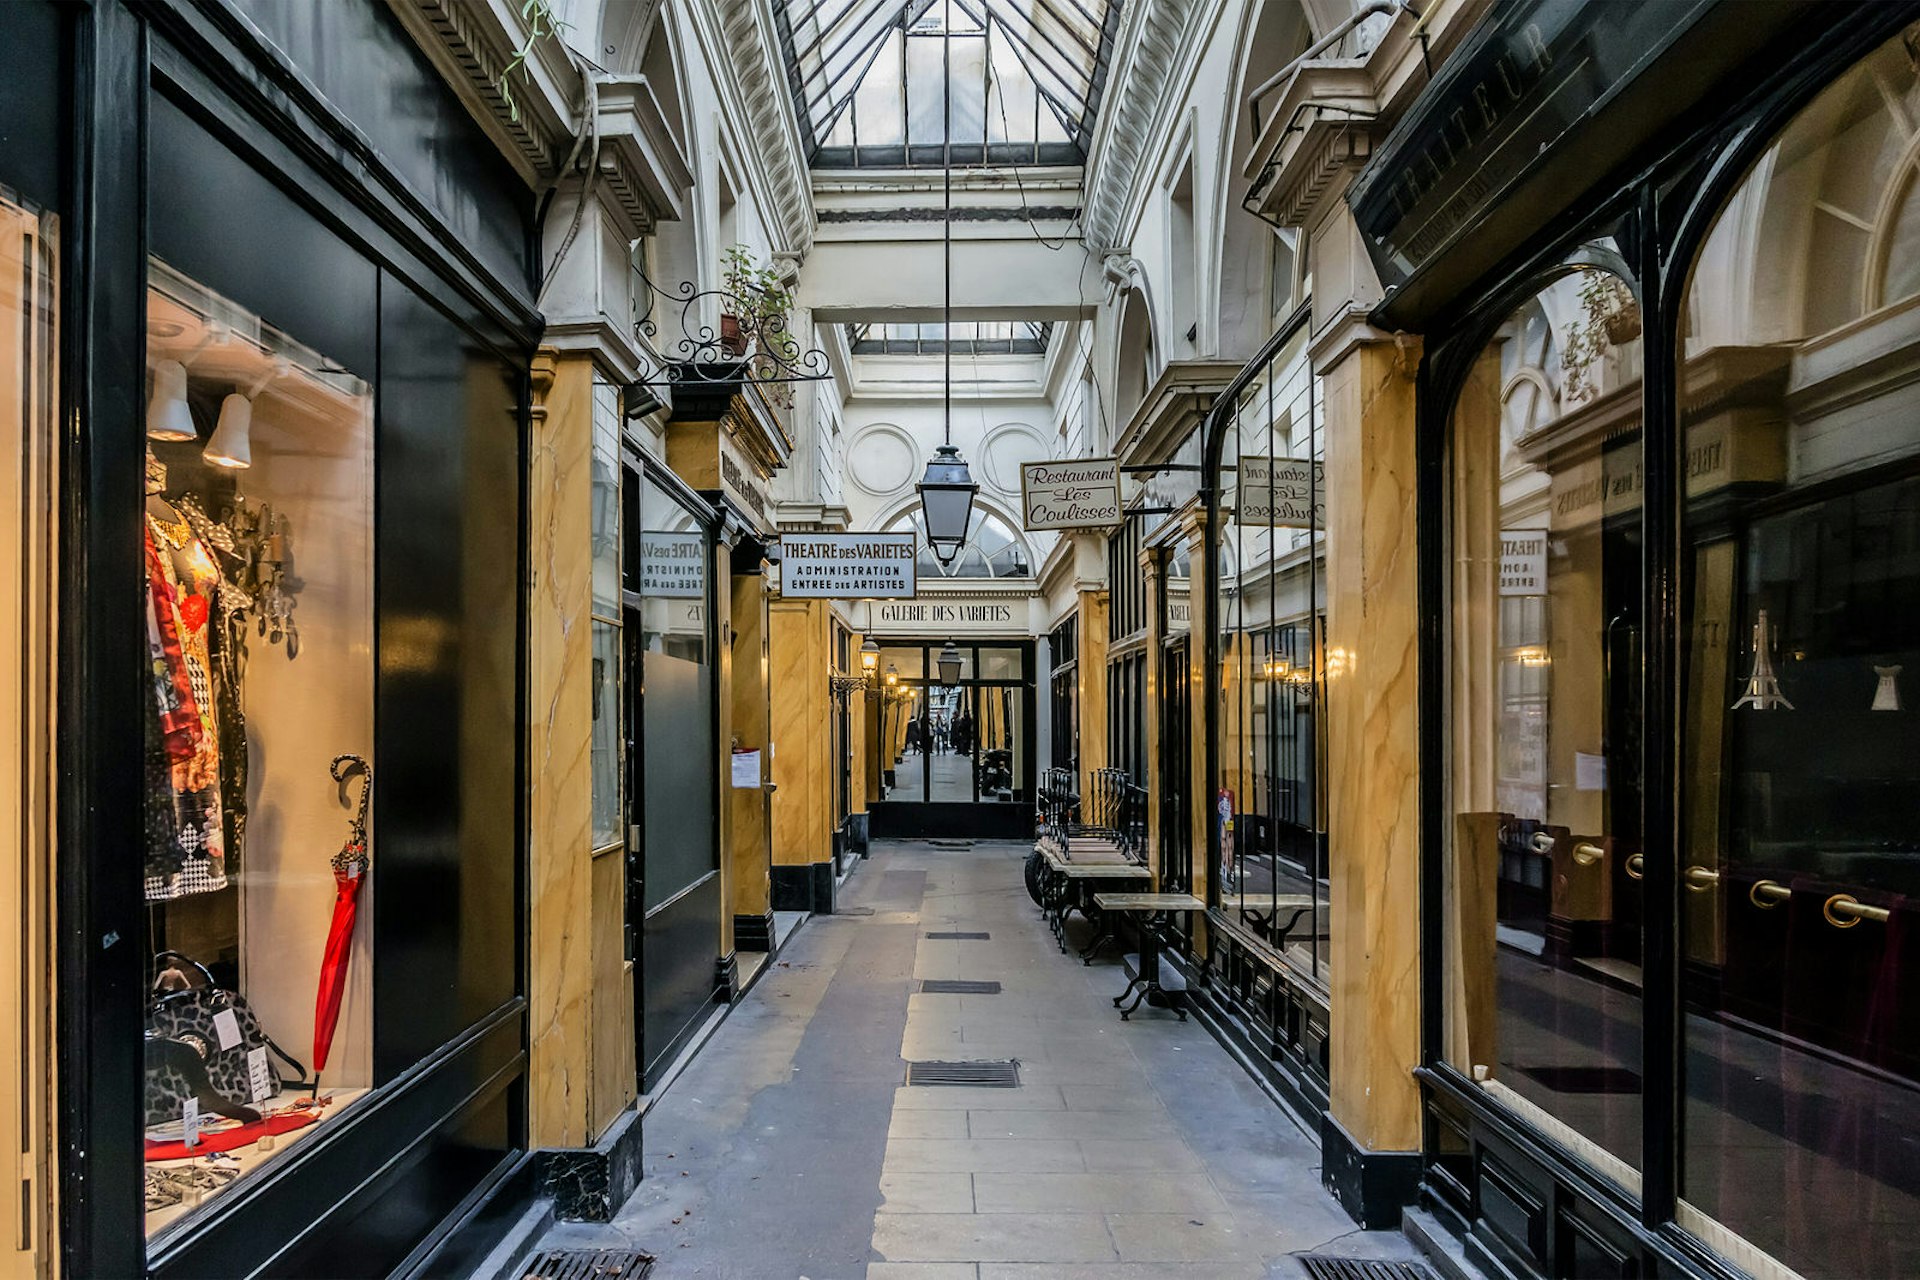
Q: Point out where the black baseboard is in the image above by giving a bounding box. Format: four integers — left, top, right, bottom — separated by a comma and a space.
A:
846, 811, 870, 858
734, 911, 776, 952
770, 861, 836, 914
714, 951, 739, 1004
1321, 1109, 1420, 1229
531, 1103, 644, 1224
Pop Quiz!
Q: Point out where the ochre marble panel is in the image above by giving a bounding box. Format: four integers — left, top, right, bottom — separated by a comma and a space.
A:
527, 351, 596, 1148
1324, 337, 1423, 1154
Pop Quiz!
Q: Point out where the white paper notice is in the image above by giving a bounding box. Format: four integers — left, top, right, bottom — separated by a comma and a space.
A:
247, 1046, 273, 1104
182, 1097, 202, 1149
212, 1007, 242, 1051
731, 750, 762, 789
1575, 751, 1608, 792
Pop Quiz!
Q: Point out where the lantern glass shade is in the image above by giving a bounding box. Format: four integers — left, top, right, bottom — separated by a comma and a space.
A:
205, 393, 254, 468
860, 638, 880, 673
885, 664, 899, 688
937, 640, 963, 686
916, 443, 978, 563
147, 359, 197, 442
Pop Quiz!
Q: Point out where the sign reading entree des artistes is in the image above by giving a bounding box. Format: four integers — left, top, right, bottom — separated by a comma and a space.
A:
777, 532, 917, 598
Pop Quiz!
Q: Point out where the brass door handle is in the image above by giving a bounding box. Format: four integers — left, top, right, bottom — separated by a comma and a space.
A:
1625, 854, 1644, 880
1684, 865, 1721, 892
1750, 880, 1791, 909
1824, 894, 1890, 928
1572, 842, 1604, 868
1530, 832, 1556, 854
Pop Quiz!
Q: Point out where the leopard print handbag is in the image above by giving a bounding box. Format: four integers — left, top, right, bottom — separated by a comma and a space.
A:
144, 951, 309, 1129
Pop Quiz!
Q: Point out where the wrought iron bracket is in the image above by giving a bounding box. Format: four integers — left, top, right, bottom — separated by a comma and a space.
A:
630, 262, 831, 390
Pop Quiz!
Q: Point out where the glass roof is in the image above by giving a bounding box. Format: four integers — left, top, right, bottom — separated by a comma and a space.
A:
774, 0, 1120, 167
848, 321, 1053, 354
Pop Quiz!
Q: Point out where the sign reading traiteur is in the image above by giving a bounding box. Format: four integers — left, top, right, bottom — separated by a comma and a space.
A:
1020, 458, 1121, 530
778, 532, 917, 598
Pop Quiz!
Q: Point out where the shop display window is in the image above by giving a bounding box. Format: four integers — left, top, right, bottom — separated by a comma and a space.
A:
1215, 321, 1333, 978
1675, 28, 1920, 1278
1443, 261, 1647, 1186
141, 261, 374, 1237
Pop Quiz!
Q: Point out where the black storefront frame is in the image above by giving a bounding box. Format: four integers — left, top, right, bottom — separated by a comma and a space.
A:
41, 2, 542, 1276
1399, 5, 1920, 1278
868, 638, 1037, 840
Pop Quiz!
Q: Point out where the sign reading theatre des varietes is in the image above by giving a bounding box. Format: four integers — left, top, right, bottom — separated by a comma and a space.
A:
1020, 458, 1121, 531
778, 532, 917, 599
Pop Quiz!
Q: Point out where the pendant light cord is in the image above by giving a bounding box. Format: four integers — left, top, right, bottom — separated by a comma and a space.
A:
942, 1, 952, 449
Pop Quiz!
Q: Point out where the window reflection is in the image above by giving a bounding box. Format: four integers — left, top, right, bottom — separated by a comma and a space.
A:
1677, 28, 1920, 1277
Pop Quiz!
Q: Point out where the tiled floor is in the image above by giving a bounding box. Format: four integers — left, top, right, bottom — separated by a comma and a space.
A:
522, 839, 1431, 1279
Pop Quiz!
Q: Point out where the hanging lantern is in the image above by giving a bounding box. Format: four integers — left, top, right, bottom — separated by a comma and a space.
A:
917, 444, 978, 566
860, 637, 881, 674
937, 640, 963, 686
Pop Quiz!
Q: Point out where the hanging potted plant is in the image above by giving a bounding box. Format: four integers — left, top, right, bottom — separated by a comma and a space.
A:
720, 245, 792, 362
1561, 269, 1641, 404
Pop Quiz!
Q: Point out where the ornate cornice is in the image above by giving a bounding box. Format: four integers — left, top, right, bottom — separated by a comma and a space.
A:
1083, 0, 1202, 251
386, 0, 575, 185
715, 1, 814, 255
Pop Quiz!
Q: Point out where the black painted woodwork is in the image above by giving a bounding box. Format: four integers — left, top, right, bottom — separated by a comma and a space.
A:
40, 1, 539, 1274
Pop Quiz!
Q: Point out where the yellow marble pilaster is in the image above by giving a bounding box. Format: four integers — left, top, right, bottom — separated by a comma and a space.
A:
526, 348, 595, 1148
1138, 548, 1165, 884
1075, 589, 1109, 802
730, 573, 773, 923
713, 537, 738, 961
848, 632, 871, 818
1325, 334, 1423, 1155
1179, 512, 1211, 922
769, 599, 831, 867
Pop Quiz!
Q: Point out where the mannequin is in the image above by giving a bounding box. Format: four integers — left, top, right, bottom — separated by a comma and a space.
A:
144, 448, 229, 899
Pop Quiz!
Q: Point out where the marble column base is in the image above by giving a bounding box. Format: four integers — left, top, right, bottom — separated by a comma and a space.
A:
533, 1103, 644, 1223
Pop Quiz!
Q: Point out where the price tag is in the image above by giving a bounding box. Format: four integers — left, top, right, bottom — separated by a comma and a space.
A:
247, 1046, 273, 1103
182, 1097, 201, 1149
212, 1007, 241, 1051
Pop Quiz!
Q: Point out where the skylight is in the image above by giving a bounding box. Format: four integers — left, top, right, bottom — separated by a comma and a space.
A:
774, 0, 1120, 167
848, 321, 1054, 354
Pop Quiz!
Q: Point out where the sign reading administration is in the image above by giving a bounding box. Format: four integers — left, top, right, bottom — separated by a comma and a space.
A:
1020, 458, 1121, 530
778, 532, 917, 598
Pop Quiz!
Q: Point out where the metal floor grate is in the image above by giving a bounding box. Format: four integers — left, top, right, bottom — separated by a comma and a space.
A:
522, 1249, 655, 1280
925, 931, 991, 940
905, 1059, 1020, 1087
919, 979, 1002, 994
1297, 1258, 1433, 1280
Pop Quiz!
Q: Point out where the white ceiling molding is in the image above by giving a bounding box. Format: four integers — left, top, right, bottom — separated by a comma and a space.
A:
712, 0, 816, 255
386, 0, 579, 186
1081, 0, 1202, 252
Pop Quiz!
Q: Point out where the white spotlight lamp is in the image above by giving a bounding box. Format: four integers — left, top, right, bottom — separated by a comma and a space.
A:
146, 359, 196, 442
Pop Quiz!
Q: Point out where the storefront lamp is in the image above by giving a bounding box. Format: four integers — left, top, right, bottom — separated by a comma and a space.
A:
885, 664, 900, 688
860, 638, 881, 674
917, 443, 978, 566
147, 359, 197, 442
937, 640, 963, 686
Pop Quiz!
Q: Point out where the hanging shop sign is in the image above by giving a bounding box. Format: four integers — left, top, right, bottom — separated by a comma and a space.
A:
778, 532, 917, 598
874, 595, 1026, 635
1235, 457, 1325, 528
1019, 458, 1121, 530
640, 530, 707, 598
1499, 529, 1548, 596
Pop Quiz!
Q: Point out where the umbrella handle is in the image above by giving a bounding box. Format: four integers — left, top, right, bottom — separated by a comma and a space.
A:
330, 754, 371, 852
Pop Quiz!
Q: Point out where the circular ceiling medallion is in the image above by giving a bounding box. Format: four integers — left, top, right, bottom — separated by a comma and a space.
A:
981, 424, 1049, 494
846, 424, 918, 495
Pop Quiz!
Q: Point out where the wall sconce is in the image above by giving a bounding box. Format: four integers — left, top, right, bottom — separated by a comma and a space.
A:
860, 637, 880, 675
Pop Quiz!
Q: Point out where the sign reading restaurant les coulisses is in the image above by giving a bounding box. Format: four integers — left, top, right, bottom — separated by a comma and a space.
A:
778, 532, 917, 598
1236, 456, 1325, 528
1020, 458, 1121, 530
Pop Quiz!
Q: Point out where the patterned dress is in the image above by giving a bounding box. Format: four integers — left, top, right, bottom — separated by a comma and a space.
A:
145, 500, 228, 899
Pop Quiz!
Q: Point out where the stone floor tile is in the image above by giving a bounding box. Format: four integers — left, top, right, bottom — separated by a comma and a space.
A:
978, 1264, 1265, 1279
867, 1265, 981, 1280
878, 1172, 977, 1213
893, 1085, 1066, 1111
963, 1109, 1177, 1141
1103, 1211, 1264, 1262
890, 1109, 971, 1140
1076, 1137, 1208, 1172
883, 1139, 1085, 1173
971, 1172, 1230, 1215
871, 1212, 1119, 1264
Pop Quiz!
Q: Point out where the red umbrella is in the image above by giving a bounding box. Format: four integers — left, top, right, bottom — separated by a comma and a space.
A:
313, 754, 370, 1080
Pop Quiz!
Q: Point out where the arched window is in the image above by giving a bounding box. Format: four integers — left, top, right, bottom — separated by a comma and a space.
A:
884, 506, 1032, 579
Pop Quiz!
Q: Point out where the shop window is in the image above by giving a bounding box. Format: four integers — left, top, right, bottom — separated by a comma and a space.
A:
1676, 27, 1920, 1277
590, 383, 623, 853
141, 259, 375, 1236
1216, 320, 1334, 977
1048, 614, 1079, 775
1443, 263, 1646, 1186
